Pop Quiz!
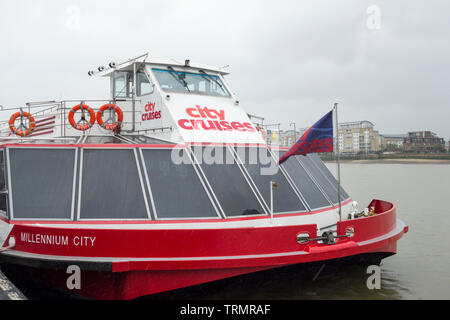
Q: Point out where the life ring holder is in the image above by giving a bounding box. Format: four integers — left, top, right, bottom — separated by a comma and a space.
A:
68, 103, 96, 131
9, 109, 36, 137
96, 103, 124, 130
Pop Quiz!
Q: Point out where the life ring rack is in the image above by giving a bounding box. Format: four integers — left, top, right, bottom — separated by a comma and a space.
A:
96, 103, 124, 130
68, 103, 96, 131
9, 110, 36, 137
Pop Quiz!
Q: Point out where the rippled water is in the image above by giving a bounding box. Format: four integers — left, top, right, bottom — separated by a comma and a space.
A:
328, 162, 450, 300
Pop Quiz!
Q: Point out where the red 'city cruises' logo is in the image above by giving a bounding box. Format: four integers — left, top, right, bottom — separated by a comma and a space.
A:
142, 102, 161, 121
178, 105, 256, 132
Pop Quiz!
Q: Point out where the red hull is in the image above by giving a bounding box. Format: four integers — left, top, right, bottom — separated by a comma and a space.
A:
0, 199, 408, 300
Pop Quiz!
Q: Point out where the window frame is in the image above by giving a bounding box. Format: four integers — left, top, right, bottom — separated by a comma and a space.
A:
190, 145, 268, 218
151, 68, 231, 97
232, 146, 310, 215
140, 146, 222, 221
7, 146, 78, 221
0, 149, 8, 219
136, 69, 154, 97
76, 147, 151, 221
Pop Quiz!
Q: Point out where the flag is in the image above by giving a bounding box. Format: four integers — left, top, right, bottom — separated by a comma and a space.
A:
278, 110, 334, 164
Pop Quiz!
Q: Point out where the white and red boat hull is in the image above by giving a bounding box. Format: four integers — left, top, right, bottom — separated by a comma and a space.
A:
0, 199, 407, 300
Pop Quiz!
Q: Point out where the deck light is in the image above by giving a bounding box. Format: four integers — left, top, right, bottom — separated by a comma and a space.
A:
185, 59, 190, 67
109, 62, 116, 68
98, 66, 105, 72
88, 71, 94, 76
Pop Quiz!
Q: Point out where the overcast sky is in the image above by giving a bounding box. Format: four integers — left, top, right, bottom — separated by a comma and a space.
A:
1, 0, 449, 139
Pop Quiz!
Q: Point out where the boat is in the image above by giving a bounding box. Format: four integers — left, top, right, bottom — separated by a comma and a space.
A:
0, 53, 408, 299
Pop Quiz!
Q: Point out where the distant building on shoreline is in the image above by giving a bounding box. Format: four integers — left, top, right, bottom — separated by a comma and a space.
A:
404, 131, 445, 153
335, 121, 380, 154
248, 114, 447, 154
380, 134, 408, 150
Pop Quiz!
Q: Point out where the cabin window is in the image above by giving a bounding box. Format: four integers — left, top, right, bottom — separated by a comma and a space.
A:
307, 153, 350, 200
152, 69, 230, 97
297, 154, 347, 204
113, 71, 132, 98
141, 148, 218, 219
281, 156, 331, 209
8, 148, 76, 219
196, 146, 265, 217
137, 71, 153, 96
0, 150, 7, 218
235, 147, 306, 213
79, 149, 149, 219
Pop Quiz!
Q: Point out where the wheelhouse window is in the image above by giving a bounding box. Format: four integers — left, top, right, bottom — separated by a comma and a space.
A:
235, 147, 306, 213
8, 148, 76, 219
137, 71, 153, 96
141, 148, 218, 219
79, 149, 148, 219
113, 71, 133, 98
152, 68, 230, 97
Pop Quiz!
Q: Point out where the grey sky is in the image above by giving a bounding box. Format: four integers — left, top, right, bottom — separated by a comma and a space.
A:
1, 0, 449, 139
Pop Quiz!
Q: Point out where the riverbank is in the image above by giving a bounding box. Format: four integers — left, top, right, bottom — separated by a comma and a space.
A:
331, 158, 450, 164
321, 153, 450, 164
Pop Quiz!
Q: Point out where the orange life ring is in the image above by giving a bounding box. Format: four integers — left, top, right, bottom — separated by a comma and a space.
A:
9, 111, 36, 137
68, 104, 96, 131
96, 104, 124, 130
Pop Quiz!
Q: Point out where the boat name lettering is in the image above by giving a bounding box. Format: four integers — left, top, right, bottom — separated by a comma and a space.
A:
20, 232, 96, 247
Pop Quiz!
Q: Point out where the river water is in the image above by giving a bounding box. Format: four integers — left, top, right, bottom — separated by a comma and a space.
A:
326, 162, 450, 300
149, 162, 450, 300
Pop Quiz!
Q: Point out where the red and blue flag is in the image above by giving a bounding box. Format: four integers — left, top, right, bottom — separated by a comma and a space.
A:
278, 110, 334, 164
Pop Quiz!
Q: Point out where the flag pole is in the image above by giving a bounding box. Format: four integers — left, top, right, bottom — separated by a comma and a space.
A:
334, 102, 342, 221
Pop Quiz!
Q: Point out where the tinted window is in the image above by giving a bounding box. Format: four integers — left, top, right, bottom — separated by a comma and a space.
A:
142, 148, 218, 219
281, 156, 331, 209
198, 147, 265, 217
9, 148, 75, 219
297, 155, 342, 204
137, 71, 153, 96
235, 147, 306, 213
308, 153, 350, 199
152, 69, 230, 97
0, 151, 7, 216
80, 149, 148, 219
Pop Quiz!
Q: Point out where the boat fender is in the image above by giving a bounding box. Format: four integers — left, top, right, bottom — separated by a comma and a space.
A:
68, 104, 96, 131
8, 110, 36, 137
96, 103, 124, 130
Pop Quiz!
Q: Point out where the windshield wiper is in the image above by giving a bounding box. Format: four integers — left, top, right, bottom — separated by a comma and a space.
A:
167, 66, 190, 92
199, 70, 224, 90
